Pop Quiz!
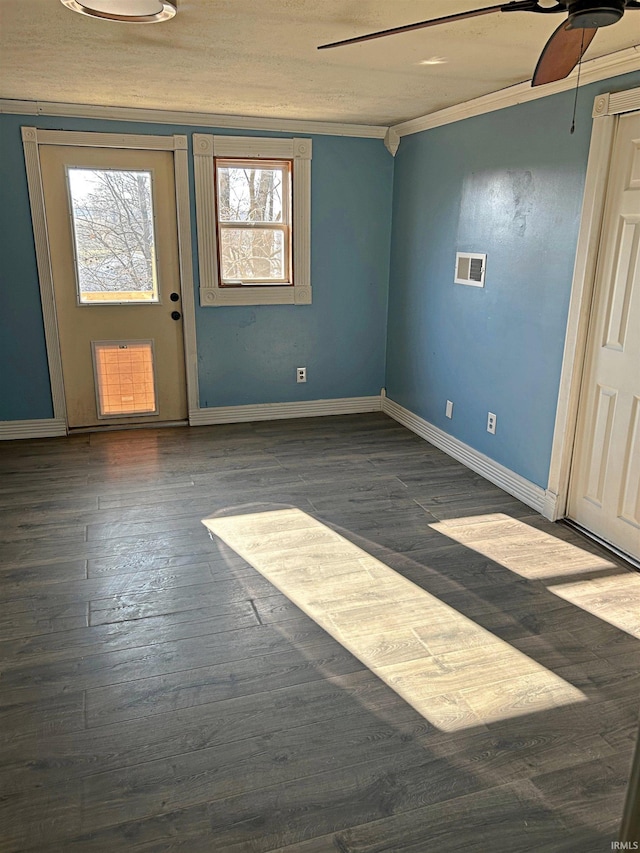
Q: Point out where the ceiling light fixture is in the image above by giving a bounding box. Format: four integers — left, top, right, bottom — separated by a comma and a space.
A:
59, 1, 176, 23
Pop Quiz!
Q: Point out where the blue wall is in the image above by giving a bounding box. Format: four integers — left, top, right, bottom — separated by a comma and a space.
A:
0, 118, 55, 420
386, 70, 640, 488
0, 115, 393, 419
196, 136, 393, 407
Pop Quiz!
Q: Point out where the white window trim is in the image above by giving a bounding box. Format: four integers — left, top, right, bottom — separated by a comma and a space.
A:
193, 134, 312, 306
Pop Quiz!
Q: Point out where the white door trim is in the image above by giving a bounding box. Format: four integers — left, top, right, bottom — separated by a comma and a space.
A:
546, 87, 640, 521
21, 127, 199, 429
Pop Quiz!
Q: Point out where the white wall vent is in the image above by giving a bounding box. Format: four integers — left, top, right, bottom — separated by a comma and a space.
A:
455, 252, 486, 287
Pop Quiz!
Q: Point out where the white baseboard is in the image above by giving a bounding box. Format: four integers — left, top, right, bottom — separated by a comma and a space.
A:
382, 395, 550, 516
0, 402, 555, 519
189, 395, 382, 426
0, 418, 67, 440
0, 400, 384, 437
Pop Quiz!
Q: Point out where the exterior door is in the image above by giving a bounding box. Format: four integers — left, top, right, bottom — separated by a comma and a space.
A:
39, 145, 187, 429
568, 111, 640, 561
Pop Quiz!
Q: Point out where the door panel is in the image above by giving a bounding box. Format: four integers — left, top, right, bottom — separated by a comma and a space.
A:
39, 145, 187, 429
568, 112, 640, 560
620, 396, 640, 527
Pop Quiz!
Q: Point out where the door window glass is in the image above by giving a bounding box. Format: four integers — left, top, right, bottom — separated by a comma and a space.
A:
67, 168, 159, 304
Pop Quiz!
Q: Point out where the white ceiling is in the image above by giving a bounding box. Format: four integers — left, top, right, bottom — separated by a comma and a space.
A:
1, 0, 639, 127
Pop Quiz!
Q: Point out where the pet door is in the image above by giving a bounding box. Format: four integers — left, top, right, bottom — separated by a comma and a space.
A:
92, 340, 158, 418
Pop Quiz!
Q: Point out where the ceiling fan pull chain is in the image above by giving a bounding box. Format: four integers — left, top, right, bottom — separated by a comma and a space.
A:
570, 29, 586, 134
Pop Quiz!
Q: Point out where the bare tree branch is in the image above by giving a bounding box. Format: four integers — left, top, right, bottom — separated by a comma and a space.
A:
70, 168, 156, 295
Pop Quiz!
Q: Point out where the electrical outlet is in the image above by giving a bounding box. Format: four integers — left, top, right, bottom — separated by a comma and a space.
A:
296, 367, 307, 383
445, 400, 453, 419
487, 412, 497, 434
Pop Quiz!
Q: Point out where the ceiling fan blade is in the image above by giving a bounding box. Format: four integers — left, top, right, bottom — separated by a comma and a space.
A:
318, 1, 536, 50
532, 20, 597, 86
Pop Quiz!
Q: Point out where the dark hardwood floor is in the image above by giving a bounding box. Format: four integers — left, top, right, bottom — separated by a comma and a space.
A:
0, 413, 638, 852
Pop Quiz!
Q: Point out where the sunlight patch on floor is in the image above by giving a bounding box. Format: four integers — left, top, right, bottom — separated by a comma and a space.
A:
549, 573, 640, 639
202, 508, 585, 732
428, 514, 619, 580
430, 513, 640, 639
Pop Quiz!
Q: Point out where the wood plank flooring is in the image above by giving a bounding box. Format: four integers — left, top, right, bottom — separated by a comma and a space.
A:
0, 413, 638, 852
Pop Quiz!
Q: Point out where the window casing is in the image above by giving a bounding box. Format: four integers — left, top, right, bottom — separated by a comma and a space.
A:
193, 135, 312, 306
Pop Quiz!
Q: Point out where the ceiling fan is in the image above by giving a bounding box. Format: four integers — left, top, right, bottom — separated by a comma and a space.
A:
318, 1, 640, 87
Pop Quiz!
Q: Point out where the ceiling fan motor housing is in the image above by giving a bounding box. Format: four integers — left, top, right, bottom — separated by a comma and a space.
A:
567, 0, 625, 27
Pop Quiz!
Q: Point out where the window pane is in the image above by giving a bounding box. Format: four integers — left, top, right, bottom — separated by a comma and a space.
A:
67, 168, 159, 304
217, 165, 284, 223
220, 228, 285, 282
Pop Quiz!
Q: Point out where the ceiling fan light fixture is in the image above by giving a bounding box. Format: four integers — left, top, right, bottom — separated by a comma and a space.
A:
566, 0, 625, 27
59, 0, 177, 23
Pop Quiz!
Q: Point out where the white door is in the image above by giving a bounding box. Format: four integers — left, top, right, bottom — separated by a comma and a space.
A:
39, 144, 188, 429
568, 111, 640, 561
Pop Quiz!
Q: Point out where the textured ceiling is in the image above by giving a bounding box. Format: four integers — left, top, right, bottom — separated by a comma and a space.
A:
1, 0, 639, 126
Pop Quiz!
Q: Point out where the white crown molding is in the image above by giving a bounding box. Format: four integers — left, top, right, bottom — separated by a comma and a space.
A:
0, 418, 67, 440
384, 127, 400, 157
0, 99, 388, 140
382, 395, 549, 516
391, 46, 640, 138
189, 396, 382, 426
2, 48, 637, 148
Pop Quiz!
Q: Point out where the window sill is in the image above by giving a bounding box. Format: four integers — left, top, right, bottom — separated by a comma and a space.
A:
199, 284, 311, 306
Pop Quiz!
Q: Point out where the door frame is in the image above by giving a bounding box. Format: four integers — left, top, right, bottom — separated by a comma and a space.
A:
545, 86, 640, 522
22, 127, 199, 430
